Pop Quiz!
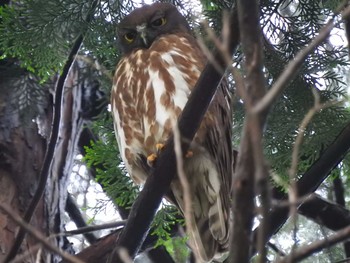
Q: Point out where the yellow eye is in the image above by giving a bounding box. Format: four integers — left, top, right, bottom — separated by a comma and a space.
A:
151, 17, 166, 27
124, 32, 135, 43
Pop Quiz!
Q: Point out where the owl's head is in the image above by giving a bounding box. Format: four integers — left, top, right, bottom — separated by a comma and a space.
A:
117, 3, 191, 54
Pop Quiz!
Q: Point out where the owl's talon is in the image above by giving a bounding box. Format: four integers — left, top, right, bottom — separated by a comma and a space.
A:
156, 143, 165, 153
185, 150, 193, 158
147, 153, 158, 167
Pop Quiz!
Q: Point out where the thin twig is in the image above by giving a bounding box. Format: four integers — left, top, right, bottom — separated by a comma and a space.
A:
253, 5, 350, 114
0, 204, 84, 263
59, 220, 127, 237
289, 95, 346, 194
11, 243, 42, 263
35, 247, 42, 263
276, 225, 350, 263
287, 90, 345, 261
172, 119, 197, 261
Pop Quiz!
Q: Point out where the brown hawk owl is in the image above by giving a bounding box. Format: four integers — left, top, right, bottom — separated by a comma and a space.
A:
111, 3, 232, 262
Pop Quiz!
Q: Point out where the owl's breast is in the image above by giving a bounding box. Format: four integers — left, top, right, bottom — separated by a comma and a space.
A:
112, 34, 206, 174
142, 35, 205, 152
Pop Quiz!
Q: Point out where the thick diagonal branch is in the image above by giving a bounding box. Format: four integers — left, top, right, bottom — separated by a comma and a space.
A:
253, 121, 350, 254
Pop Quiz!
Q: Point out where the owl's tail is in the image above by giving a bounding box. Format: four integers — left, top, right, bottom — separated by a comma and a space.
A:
171, 155, 230, 262
189, 193, 230, 263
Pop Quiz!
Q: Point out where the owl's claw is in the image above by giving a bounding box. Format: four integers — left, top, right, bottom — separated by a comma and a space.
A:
156, 143, 165, 153
147, 145, 192, 167
147, 153, 158, 167
147, 144, 164, 167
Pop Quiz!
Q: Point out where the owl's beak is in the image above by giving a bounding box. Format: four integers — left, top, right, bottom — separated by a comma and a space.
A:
136, 24, 148, 47
140, 31, 148, 47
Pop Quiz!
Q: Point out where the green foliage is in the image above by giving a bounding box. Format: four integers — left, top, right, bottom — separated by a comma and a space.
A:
232, 0, 350, 187
84, 113, 138, 209
162, 236, 190, 263
0, 1, 80, 80
151, 205, 188, 259
2, 72, 51, 122
0, 0, 123, 80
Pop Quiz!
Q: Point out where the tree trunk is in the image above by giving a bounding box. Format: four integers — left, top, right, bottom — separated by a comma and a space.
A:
0, 79, 49, 261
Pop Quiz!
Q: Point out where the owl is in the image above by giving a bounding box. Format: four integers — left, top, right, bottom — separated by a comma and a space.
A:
111, 3, 232, 262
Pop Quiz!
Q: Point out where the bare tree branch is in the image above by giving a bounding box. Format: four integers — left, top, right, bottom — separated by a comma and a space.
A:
253, 5, 350, 114
299, 194, 350, 232
253, 121, 350, 256
0, 204, 84, 263
172, 120, 197, 260
60, 220, 126, 237
276, 225, 350, 263
66, 194, 98, 244
230, 0, 268, 262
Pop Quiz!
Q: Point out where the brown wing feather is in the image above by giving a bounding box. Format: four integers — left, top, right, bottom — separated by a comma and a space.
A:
168, 79, 232, 262
204, 80, 233, 249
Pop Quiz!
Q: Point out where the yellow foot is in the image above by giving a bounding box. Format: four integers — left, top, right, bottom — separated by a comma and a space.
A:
156, 143, 165, 153
185, 150, 193, 158
147, 153, 157, 167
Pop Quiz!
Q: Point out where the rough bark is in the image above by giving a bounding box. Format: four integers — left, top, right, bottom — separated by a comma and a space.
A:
0, 76, 49, 261
0, 55, 97, 261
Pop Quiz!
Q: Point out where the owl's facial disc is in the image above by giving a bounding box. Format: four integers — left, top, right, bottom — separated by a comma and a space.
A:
136, 24, 148, 46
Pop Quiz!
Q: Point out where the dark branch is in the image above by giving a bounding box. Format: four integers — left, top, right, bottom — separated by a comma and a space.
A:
277, 225, 350, 263
65, 194, 98, 244
4, 2, 99, 261
253, 121, 350, 254
107, 8, 240, 263
333, 176, 346, 207
299, 194, 350, 232
231, 0, 268, 262
147, 246, 176, 263
62, 220, 126, 236
332, 176, 350, 256
60, 220, 180, 263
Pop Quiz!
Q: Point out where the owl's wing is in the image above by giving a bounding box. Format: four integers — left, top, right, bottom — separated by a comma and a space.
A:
170, 79, 233, 262
203, 79, 233, 248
